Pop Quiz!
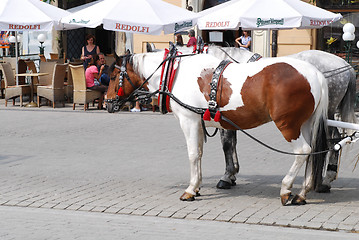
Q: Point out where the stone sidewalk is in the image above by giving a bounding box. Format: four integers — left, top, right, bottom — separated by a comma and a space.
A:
1, 205, 358, 240
0, 103, 359, 238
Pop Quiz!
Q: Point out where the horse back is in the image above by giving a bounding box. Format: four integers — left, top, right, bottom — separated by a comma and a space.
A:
198, 58, 324, 142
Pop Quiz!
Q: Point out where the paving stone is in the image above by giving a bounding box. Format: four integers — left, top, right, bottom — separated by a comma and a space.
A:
321, 222, 339, 231
157, 211, 175, 218
305, 221, 323, 229
77, 205, 95, 212
117, 208, 134, 214
144, 209, 162, 217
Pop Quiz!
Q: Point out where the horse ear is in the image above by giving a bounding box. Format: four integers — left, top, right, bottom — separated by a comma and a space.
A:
115, 52, 120, 62
126, 49, 131, 55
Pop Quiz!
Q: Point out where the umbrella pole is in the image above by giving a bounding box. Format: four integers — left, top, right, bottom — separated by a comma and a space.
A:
266, 29, 270, 58
15, 32, 19, 85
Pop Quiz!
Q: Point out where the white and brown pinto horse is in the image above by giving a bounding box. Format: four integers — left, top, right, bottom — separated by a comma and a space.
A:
206, 47, 357, 192
109, 52, 329, 205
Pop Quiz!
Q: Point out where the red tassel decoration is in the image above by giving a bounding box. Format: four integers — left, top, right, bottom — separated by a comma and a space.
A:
214, 110, 221, 122
117, 87, 124, 96
203, 109, 211, 121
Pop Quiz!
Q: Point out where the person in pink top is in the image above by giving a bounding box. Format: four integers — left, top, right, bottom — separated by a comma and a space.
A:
85, 54, 107, 109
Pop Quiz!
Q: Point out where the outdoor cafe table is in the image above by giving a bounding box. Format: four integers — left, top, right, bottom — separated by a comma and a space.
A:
15, 72, 48, 107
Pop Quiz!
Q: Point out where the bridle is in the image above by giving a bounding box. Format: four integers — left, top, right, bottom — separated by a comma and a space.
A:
106, 54, 140, 109
113, 54, 137, 92
107, 52, 169, 108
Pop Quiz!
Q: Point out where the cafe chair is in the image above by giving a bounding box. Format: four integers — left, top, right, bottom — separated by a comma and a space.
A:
3, 57, 27, 84
64, 67, 73, 102
104, 54, 115, 66
39, 54, 46, 62
69, 64, 102, 111
37, 63, 68, 108
0, 62, 31, 107
49, 53, 59, 60
39, 61, 57, 86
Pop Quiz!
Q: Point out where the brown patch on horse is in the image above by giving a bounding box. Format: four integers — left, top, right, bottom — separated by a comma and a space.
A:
107, 74, 119, 100
126, 62, 149, 92
219, 62, 315, 142
197, 68, 232, 107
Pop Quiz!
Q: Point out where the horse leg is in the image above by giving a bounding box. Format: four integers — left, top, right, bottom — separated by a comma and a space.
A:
316, 126, 339, 193
280, 136, 311, 205
292, 158, 313, 205
217, 129, 240, 189
178, 117, 204, 201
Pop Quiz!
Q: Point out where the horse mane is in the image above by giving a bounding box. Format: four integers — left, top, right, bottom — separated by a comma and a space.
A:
132, 51, 164, 80
207, 45, 255, 63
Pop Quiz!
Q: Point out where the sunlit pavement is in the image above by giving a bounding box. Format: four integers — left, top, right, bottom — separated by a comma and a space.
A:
0, 100, 359, 239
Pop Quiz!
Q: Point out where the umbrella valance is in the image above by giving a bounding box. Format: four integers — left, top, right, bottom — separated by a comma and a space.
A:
198, 0, 342, 30
60, 0, 198, 35
0, 0, 70, 31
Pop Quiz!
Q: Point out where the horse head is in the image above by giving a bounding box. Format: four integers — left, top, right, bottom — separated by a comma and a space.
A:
107, 52, 148, 112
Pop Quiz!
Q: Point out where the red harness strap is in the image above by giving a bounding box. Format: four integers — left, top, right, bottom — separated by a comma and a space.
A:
158, 48, 181, 113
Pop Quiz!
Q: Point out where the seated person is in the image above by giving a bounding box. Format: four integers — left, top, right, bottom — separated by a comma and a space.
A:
96, 52, 110, 86
85, 54, 107, 108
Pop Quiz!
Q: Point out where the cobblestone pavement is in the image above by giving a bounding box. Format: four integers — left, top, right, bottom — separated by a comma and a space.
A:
1, 205, 358, 240
0, 103, 359, 238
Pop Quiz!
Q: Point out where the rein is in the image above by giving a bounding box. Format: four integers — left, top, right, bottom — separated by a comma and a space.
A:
160, 90, 335, 156
110, 50, 196, 107
110, 47, 343, 156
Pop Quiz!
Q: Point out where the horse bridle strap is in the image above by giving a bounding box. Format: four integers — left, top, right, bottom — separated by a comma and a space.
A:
114, 55, 137, 94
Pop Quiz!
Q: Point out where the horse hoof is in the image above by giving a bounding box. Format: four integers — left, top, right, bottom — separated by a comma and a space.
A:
231, 180, 236, 186
280, 193, 293, 206
180, 192, 195, 201
195, 190, 201, 197
216, 180, 232, 189
291, 195, 307, 205
315, 184, 331, 193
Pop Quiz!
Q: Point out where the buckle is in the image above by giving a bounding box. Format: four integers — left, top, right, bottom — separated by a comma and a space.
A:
208, 100, 217, 109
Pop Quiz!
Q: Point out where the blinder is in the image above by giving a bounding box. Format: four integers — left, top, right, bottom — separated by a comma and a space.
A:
114, 54, 137, 93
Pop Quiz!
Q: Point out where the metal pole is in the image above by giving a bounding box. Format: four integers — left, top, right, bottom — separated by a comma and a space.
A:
15, 31, 19, 85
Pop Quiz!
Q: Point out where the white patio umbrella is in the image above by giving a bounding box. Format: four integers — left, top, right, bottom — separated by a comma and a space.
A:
197, 0, 342, 56
0, 0, 70, 84
198, 0, 342, 30
60, 0, 198, 35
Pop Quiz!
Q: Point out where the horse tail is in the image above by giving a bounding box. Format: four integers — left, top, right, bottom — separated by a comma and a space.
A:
338, 67, 358, 129
310, 71, 329, 191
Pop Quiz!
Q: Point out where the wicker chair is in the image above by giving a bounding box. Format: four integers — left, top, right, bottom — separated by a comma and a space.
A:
39, 61, 56, 86
0, 62, 31, 107
2, 57, 27, 84
37, 63, 68, 108
64, 67, 73, 102
64, 61, 82, 102
49, 53, 59, 60
69, 64, 102, 111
